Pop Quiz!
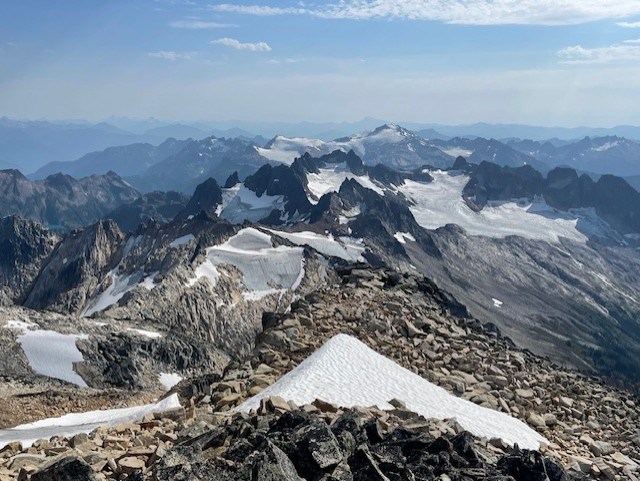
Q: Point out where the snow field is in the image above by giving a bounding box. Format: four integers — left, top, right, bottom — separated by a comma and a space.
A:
0, 394, 181, 449
399, 171, 592, 244
238, 334, 547, 450
188, 228, 305, 297
4, 321, 88, 387
267, 229, 366, 263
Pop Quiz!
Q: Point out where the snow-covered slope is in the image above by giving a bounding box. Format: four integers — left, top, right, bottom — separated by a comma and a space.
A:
256, 136, 326, 165
5, 321, 88, 387
398, 170, 618, 244
237, 334, 546, 450
83, 269, 158, 317
266, 229, 366, 262
188, 228, 305, 299
306, 165, 385, 201
0, 394, 181, 449
256, 125, 453, 169
217, 185, 287, 224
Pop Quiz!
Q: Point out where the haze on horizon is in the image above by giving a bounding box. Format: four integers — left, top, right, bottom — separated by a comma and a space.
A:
2, 0, 640, 127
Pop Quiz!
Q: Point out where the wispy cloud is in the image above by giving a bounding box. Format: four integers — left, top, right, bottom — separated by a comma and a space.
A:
558, 42, 640, 64
156, 0, 196, 5
210, 5, 311, 16
210, 1, 640, 26
170, 19, 234, 29
211, 37, 271, 51
624, 39, 640, 44
148, 50, 194, 60
618, 21, 640, 27
267, 57, 301, 64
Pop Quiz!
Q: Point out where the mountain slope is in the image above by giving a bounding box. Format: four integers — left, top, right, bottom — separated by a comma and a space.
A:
434, 137, 550, 172
130, 136, 267, 194
0, 170, 140, 230
509, 136, 640, 177
104, 190, 189, 233
31, 138, 190, 180
0, 216, 59, 304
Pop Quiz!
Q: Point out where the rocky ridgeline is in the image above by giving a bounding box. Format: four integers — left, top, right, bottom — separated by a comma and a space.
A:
1, 398, 566, 481
0, 406, 185, 481
193, 268, 639, 480
152, 399, 568, 481
1, 268, 639, 480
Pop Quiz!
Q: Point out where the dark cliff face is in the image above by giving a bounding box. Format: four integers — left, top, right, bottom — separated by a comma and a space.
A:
177, 178, 223, 220
543, 167, 640, 234
543, 168, 594, 210
462, 162, 640, 236
24, 219, 125, 313
0, 169, 140, 230
244, 164, 312, 222
223, 171, 240, 188
591, 175, 640, 234
0, 215, 59, 303
462, 162, 544, 208
105, 191, 189, 233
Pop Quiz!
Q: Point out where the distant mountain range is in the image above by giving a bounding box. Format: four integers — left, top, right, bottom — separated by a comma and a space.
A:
26, 123, 640, 195
104, 116, 640, 142
4, 116, 640, 178
31, 138, 191, 180
0, 170, 139, 230
507, 136, 640, 177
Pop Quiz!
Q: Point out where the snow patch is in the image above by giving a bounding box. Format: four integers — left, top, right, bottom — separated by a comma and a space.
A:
237, 335, 546, 450
394, 232, 416, 244
492, 298, 503, 308
306, 166, 384, 202
267, 229, 366, 262
83, 269, 159, 317
592, 141, 619, 152
4, 321, 87, 387
440, 147, 474, 158
158, 373, 183, 391
169, 234, 195, 248
399, 171, 601, 244
127, 328, 163, 339
219, 185, 286, 224
188, 228, 305, 294
0, 394, 181, 449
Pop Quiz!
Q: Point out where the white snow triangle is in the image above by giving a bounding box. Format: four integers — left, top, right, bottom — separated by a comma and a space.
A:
237, 334, 546, 450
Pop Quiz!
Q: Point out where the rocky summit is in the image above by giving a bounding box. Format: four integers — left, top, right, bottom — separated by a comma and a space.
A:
0, 268, 638, 480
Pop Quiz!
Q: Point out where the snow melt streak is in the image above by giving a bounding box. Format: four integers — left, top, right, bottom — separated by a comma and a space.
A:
238, 335, 546, 450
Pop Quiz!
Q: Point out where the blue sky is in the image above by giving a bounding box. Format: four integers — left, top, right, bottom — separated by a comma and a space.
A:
1, 0, 640, 125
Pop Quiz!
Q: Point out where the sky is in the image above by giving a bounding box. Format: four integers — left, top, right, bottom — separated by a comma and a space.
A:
1, 0, 640, 126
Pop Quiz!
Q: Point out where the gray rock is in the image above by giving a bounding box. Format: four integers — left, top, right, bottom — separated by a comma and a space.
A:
251, 441, 304, 481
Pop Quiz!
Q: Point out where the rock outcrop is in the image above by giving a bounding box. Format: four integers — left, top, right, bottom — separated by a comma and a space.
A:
24, 220, 125, 313
104, 191, 189, 233
0, 216, 59, 304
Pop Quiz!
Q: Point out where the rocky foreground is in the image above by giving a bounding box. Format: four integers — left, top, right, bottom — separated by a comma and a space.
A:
1, 268, 639, 480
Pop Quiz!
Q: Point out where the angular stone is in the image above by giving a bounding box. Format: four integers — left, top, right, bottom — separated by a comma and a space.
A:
31, 456, 97, 481
118, 456, 146, 474
590, 441, 615, 457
